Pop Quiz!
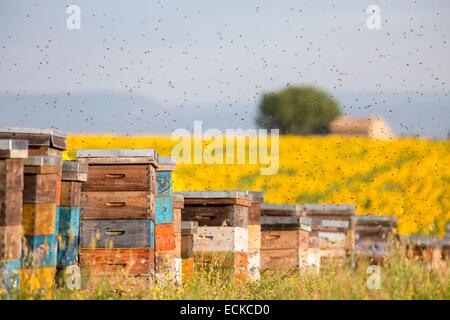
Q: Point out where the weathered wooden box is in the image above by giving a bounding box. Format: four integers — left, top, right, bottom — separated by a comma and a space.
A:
62, 160, 88, 182
178, 191, 253, 228
260, 215, 312, 272
0, 127, 67, 155
23, 156, 62, 204
80, 219, 154, 249
1, 140, 27, 227
56, 206, 80, 237
79, 248, 155, 276
60, 160, 87, 207
173, 194, 184, 259
0, 139, 29, 159
246, 192, 264, 280
77, 149, 159, 220
354, 215, 397, 261
0, 225, 22, 260
299, 204, 355, 259
56, 235, 79, 267
181, 221, 198, 260
21, 235, 57, 269
22, 203, 57, 235
400, 235, 443, 267
194, 226, 248, 253
155, 223, 176, 251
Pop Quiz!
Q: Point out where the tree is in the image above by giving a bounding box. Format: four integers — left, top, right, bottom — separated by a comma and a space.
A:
256, 85, 342, 135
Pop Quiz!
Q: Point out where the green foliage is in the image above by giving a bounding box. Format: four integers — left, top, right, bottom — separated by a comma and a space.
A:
257, 85, 342, 135
3, 255, 449, 300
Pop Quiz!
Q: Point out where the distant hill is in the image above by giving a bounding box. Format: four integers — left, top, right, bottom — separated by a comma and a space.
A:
0, 90, 449, 138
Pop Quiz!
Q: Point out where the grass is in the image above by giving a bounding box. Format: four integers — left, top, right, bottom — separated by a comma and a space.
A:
3, 254, 449, 300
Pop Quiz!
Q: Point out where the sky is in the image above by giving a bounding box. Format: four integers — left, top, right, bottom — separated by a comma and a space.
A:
0, 1, 449, 137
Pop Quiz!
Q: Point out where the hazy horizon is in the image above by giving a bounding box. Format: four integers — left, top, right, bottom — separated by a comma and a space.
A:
1, 1, 449, 138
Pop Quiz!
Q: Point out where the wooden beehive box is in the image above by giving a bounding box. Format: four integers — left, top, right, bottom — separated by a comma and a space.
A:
22, 155, 61, 273
299, 204, 355, 261
0, 139, 28, 231
181, 221, 197, 280
77, 149, 159, 283
354, 215, 397, 262
178, 191, 254, 280
193, 226, 249, 281
173, 194, 184, 259
77, 149, 158, 220
246, 191, 264, 281
154, 156, 180, 283
400, 235, 443, 268
260, 213, 312, 272
443, 224, 450, 260
179, 191, 253, 227
0, 127, 67, 157
55, 161, 87, 289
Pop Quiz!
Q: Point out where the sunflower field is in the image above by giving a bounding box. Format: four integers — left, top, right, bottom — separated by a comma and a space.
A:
65, 135, 450, 237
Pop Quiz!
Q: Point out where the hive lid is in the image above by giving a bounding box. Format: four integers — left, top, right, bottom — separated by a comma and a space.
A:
178, 190, 260, 200
62, 160, 88, 173
301, 204, 356, 215
24, 155, 62, 167
401, 235, 440, 247
261, 203, 303, 216
0, 127, 67, 150
0, 139, 28, 158
355, 215, 397, 226
76, 148, 159, 166
157, 156, 176, 171
261, 216, 312, 231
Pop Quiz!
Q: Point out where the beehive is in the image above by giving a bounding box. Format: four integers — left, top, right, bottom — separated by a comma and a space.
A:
0, 139, 28, 295
0, 127, 66, 157
21, 155, 62, 294
246, 192, 264, 281
400, 235, 443, 269
261, 204, 317, 272
154, 156, 180, 283
443, 224, 450, 260
180, 221, 197, 280
354, 215, 397, 262
178, 191, 256, 281
55, 160, 87, 289
299, 204, 355, 263
77, 149, 158, 286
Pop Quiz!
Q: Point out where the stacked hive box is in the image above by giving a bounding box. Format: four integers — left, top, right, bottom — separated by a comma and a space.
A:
0, 140, 28, 295
354, 215, 397, 262
0, 128, 67, 294
173, 194, 184, 282
400, 235, 443, 268
247, 192, 264, 281
21, 155, 62, 293
178, 191, 252, 281
443, 224, 450, 260
77, 149, 158, 287
55, 160, 88, 289
260, 204, 316, 272
154, 156, 179, 283
299, 204, 355, 263
0, 128, 67, 215
180, 221, 198, 279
